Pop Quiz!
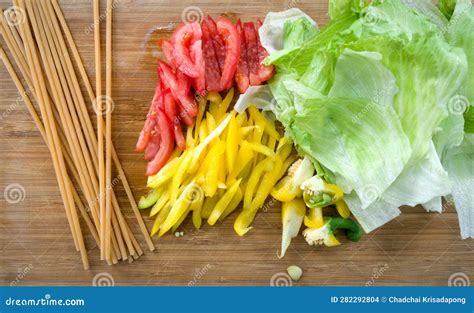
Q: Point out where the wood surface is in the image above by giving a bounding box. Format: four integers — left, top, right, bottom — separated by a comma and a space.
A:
0, 0, 473, 286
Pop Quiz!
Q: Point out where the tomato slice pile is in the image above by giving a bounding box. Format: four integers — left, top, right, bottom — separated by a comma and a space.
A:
136, 16, 274, 176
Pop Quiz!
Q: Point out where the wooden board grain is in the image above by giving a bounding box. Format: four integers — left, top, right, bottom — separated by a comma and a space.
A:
0, 0, 473, 286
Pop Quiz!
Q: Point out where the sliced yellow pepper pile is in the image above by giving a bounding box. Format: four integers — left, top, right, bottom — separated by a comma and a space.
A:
142, 89, 294, 237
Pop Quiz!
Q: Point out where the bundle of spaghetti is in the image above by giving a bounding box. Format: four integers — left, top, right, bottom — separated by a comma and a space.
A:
0, 0, 154, 269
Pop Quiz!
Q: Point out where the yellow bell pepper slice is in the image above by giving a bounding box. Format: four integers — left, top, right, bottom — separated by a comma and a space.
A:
206, 112, 217, 133
239, 126, 255, 138
193, 97, 207, 142
236, 112, 248, 127
201, 194, 219, 219
247, 142, 276, 157
271, 176, 302, 202
146, 149, 181, 189
150, 201, 171, 237
202, 141, 225, 197
250, 156, 283, 211
233, 209, 258, 236
243, 157, 273, 209
207, 91, 222, 104
226, 112, 239, 174
172, 206, 191, 233
248, 106, 281, 140
159, 182, 196, 236
208, 179, 242, 225
191, 194, 205, 230
335, 199, 351, 218
219, 187, 243, 221
150, 189, 170, 217
170, 150, 193, 202
226, 141, 254, 184
304, 207, 324, 229
215, 88, 234, 122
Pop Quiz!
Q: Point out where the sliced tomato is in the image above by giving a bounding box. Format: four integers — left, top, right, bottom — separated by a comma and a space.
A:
146, 109, 174, 176
171, 23, 200, 78
144, 125, 160, 161
201, 20, 221, 91
235, 19, 250, 93
255, 18, 274, 82
160, 39, 175, 64
158, 61, 197, 117
135, 81, 162, 152
163, 90, 186, 150
217, 17, 240, 90
176, 100, 194, 126
244, 21, 261, 86
206, 16, 226, 74
189, 39, 206, 95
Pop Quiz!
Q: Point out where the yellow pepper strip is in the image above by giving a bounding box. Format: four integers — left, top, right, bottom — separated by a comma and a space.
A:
239, 126, 255, 138
209, 101, 219, 117
280, 198, 306, 258
246, 142, 276, 157
150, 201, 171, 237
267, 136, 277, 152
335, 199, 351, 218
186, 125, 195, 148
201, 194, 219, 219
236, 112, 248, 127
202, 141, 225, 197
198, 120, 208, 144
170, 150, 193, 201
304, 207, 324, 229
271, 176, 302, 202
150, 190, 170, 217
248, 106, 281, 140
226, 141, 254, 184
250, 156, 283, 211
208, 179, 242, 225
172, 206, 191, 233
207, 91, 222, 104
146, 149, 181, 189
278, 156, 297, 179
217, 152, 227, 189
244, 157, 273, 209
206, 112, 217, 133
191, 195, 205, 229
215, 88, 234, 122
234, 209, 258, 236
193, 97, 207, 141
159, 182, 195, 236
219, 187, 243, 221
226, 112, 239, 174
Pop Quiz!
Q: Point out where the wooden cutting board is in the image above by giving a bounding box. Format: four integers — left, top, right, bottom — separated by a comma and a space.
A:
1, 0, 473, 286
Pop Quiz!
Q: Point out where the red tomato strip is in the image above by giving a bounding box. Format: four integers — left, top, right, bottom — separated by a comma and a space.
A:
171, 23, 200, 78
243, 22, 261, 86
201, 20, 221, 91
206, 16, 226, 75
255, 18, 274, 82
144, 127, 160, 161
235, 19, 250, 93
217, 17, 240, 90
146, 109, 174, 176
